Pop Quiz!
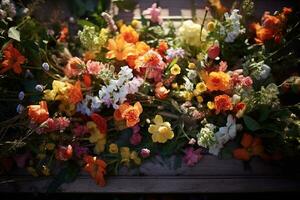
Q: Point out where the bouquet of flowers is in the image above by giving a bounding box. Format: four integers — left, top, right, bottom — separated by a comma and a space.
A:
0, 0, 299, 189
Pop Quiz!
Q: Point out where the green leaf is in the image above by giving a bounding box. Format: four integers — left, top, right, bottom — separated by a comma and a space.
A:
258, 106, 271, 122
243, 115, 261, 131
77, 19, 97, 28
8, 26, 20, 41
47, 162, 80, 192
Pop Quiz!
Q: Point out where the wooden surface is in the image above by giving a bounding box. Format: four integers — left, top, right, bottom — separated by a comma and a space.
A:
1, 156, 299, 192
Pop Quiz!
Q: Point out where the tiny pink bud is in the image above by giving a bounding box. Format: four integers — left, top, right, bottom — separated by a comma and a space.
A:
140, 148, 150, 158
188, 138, 196, 145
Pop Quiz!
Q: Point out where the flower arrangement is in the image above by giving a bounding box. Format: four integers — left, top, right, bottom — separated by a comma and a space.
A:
0, 0, 299, 189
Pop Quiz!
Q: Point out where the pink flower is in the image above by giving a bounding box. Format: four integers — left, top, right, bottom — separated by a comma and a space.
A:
64, 57, 84, 78
143, 3, 162, 24
56, 117, 70, 131
130, 132, 142, 145
140, 148, 150, 158
207, 44, 220, 60
241, 76, 253, 87
188, 138, 196, 145
218, 61, 228, 72
183, 147, 203, 167
86, 60, 104, 75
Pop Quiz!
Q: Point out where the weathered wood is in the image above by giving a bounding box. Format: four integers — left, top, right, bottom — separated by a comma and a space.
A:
0, 156, 299, 192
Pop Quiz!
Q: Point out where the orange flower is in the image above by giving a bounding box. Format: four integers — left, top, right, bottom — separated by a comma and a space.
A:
120, 25, 139, 44
214, 94, 232, 114
64, 57, 84, 78
106, 36, 135, 61
155, 82, 169, 99
28, 101, 49, 124
114, 102, 143, 127
250, 23, 274, 44
58, 26, 69, 43
204, 71, 231, 91
83, 155, 107, 187
233, 133, 264, 161
67, 81, 83, 104
126, 41, 150, 68
1, 43, 26, 74
156, 40, 168, 55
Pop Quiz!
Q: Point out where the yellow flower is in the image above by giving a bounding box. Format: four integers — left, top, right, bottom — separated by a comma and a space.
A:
44, 80, 70, 102
182, 91, 194, 101
188, 62, 196, 69
87, 121, 107, 154
109, 143, 119, 154
197, 52, 206, 61
59, 102, 76, 116
131, 19, 141, 28
94, 138, 106, 154
207, 101, 215, 110
116, 19, 124, 29
171, 83, 178, 89
170, 64, 181, 75
130, 151, 141, 165
195, 82, 207, 94
148, 115, 174, 143
207, 21, 216, 32
120, 147, 131, 165
196, 96, 204, 103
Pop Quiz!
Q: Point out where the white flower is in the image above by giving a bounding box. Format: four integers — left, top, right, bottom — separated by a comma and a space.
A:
223, 9, 245, 43
183, 76, 194, 91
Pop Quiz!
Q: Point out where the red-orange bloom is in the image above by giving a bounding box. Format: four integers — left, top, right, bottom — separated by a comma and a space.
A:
233, 133, 264, 161
156, 40, 168, 55
91, 113, 107, 134
83, 155, 107, 187
1, 43, 26, 74
114, 102, 143, 128
55, 145, 73, 161
58, 26, 69, 43
68, 81, 83, 104
28, 101, 49, 124
214, 94, 232, 114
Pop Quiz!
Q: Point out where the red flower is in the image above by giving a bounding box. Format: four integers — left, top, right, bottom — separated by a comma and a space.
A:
27, 101, 49, 124
83, 155, 107, 187
91, 113, 107, 134
1, 43, 26, 74
207, 44, 220, 60
55, 145, 73, 161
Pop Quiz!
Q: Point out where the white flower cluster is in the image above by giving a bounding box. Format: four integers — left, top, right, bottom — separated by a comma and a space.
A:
197, 123, 217, 148
208, 115, 237, 156
178, 20, 207, 47
220, 9, 245, 43
197, 115, 238, 156
77, 66, 144, 115
98, 66, 144, 109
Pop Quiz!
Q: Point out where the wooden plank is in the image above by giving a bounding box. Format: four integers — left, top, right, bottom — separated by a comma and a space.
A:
1, 175, 299, 193
0, 156, 299, 192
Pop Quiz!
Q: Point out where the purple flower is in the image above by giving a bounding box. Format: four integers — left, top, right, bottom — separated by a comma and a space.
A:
130, 132, 142, 145
73, 144, 88, 158
140, 148, 150, 158
18, 91, 24, 101
13, 152, 31, 168
42, 62, 50, 71
166, 48, 185, 61
35, 84, 44, 92
183, 147, 203, 167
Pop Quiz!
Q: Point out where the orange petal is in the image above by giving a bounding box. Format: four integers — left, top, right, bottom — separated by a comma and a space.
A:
241, 133, 253, 148
233, 148, 250, 161
134, 101, 143, 114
